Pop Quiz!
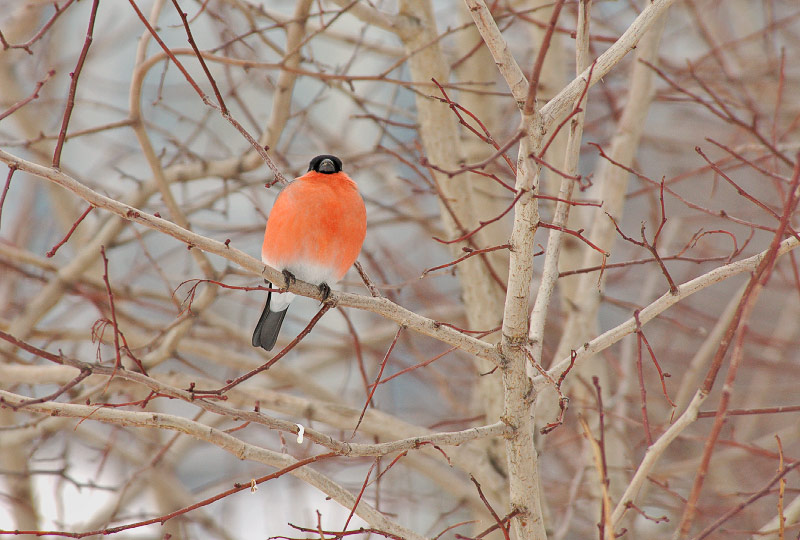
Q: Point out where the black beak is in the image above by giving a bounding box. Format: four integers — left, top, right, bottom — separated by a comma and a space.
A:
318, 158, 336, 173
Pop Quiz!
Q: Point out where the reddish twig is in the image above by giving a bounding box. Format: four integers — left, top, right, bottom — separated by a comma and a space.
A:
679, 153, 800, 535
696, 145, 800, 242
509, 4, 618, 42
126, 0, 286, 183
650, 179, 679, 293
540, 396, 571, 436
558, 254, 733, 278
420, 155, 517, 192
697, 404, 800, 418
341, 459, 378, 533
176, 279, 273, 313
538, 221, 609, 257
690, 459, 800, 540
528, 153, 582, 182
52, 0, 100, 169
417, 146, 508, 291
523, 0, 566, 114
377, 346, 456, 386
0, 453, 336, 538
772, 48, 786, 151
624, 501, 668, 524
337, 307, 372, 405
2, 369, 92, 411
433, 520, 478, 540
431, 78, 516, 174
705, 137, 791, 185
100, 246, 123, 378
376, 327, 497, 386
0, 0, 76, 54
279, 524, 404, 540
557, 350, 577, 390
353, 327, 403, 435
432, 323, 500, 336
0, 70, 56, 122
0, 165, 17, 229
538, 106, 583, 158
538, 60, 596, 158
696, 148, 782, 218
636, 312, 675, 408
701, 153, 800, 394
170, 0, 228, 114
127, 0, 205, 106
46, 205, 94, 257
534, 193, 601, 207
454, 509, 522, 540
0, 329, 65, 365
422, 244, 512, 277
605, 208, 678, 294
97, 248, 147, 376
676, 227, 743, 262
433, 189, 525, 245
177, 279, 280, 317
524, 347, 571, 435
193, 303, 333, 395
643, 59, 793, 167
374, 451, 409, 484
470, 475, 510, 540
590, 141, 779, 233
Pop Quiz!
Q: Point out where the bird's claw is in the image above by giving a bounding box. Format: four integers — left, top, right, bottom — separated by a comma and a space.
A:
282, 269, 296, 289
318, 282, 331, 302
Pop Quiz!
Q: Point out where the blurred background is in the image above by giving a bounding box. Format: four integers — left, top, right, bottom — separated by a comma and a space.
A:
1, 0, 799, 538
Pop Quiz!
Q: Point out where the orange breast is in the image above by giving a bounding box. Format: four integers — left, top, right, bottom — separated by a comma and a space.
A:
261, 171, 366, 283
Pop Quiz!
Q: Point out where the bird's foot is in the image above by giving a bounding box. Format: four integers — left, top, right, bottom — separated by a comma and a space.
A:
318, 282, 332, 303
281, 269, 296, 290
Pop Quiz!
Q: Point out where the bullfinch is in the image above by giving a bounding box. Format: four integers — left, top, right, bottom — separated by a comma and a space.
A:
252, 155, 367, 351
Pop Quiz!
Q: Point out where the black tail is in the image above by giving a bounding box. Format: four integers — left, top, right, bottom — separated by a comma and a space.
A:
252, 289, 288, 351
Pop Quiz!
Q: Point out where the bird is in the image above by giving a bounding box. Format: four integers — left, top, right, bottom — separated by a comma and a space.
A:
252, 155, 367, 351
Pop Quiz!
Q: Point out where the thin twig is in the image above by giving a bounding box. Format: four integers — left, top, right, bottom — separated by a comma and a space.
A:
433, 190, 525, 245
470, 475, 511, 540
0, 0, 76, 54
0, 165, 16, 229
354, 260, 381, 297
125, 0, 286, 183
100, 246, 123, 378
0, 70, 56, 122
353, 327, 403, 435
193, 303, 333, 395
52, 0, 100, 168
422, 244, 512, 277
46, 205, 93, 258
690, 460, 800, 540
2, 369, 92, 411
0, 452, 337, 538
523, 0, 567, 114
170, 0, 228, 114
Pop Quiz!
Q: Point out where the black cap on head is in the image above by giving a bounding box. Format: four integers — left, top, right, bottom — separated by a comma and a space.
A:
308, 155, 342, 174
